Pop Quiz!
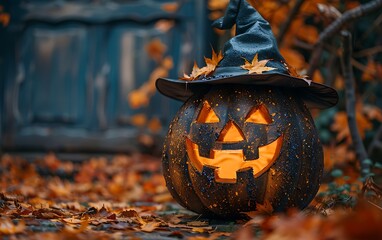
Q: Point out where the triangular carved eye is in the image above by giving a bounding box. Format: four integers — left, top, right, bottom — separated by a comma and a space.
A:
245, 104, 273, 124
197, 101, 220, 123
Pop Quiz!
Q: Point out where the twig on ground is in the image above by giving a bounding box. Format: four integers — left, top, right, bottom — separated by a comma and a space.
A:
362, 176, 382, 208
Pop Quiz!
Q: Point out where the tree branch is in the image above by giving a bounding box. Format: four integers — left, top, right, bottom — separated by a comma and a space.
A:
276, 0, 305, 45
340, 31, 370, 179
368, 124, 382, 156
307, 0, 382, 77
307, 44, 324, 77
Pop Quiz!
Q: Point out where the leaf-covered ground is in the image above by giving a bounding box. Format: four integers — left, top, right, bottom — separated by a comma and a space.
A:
1, 153, 382, 239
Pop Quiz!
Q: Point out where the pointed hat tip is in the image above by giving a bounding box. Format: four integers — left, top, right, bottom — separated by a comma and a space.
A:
212, 0, 241, 30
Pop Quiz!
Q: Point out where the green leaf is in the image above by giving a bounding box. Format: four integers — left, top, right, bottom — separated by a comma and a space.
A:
374, 162, 382, 169
319, 130, 331, 143
363, 159, 373, 166
331, 169, 343, 178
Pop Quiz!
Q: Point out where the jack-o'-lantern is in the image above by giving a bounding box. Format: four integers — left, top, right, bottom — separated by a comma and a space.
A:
155, 0, 338, 217
161, 85, 323, 217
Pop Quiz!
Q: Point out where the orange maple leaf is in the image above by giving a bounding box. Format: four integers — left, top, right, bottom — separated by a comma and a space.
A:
182, 49, 223, 81
283, 62, 311, 85
255, 200, 274, 215
182, 62, 204, 80
204, 48, 224, 70
241, 53, 275, 74
331, 109, 372, 143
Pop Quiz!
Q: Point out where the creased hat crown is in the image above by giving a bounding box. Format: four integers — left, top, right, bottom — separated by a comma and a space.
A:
212, 0, 287, 74
155, 0, 338, 109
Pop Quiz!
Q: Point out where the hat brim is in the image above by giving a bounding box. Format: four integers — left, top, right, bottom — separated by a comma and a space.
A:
156, 73, 338, 109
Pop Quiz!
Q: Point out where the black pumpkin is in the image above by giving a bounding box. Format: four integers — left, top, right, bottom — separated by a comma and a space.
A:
162, 85, 323, 217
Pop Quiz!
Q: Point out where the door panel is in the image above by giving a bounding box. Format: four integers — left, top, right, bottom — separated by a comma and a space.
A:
1, 0, 209, 153
17, 26, 89, 126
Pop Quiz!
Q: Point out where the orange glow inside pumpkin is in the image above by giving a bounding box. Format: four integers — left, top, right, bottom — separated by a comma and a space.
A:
245, 105, 273, 124
187, 102, 283, 183
186, 136, 283, 183
217, 121, 245, 142
197, 101, 219, 123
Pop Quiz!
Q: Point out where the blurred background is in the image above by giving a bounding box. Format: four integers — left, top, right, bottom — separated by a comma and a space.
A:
0, 0, 382, 176
0, 0, 215, 158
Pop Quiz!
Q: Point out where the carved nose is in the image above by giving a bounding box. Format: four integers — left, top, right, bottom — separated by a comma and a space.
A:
217, 120, 245, 142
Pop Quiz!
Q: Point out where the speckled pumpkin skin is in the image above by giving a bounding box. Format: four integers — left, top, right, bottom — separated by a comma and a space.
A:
162, 85, 323, 217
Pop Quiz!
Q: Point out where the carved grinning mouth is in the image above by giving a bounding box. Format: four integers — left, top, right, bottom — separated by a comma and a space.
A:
186, 136, 283, 183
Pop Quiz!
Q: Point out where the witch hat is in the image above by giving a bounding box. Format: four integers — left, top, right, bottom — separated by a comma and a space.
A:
156, 0, 338, 109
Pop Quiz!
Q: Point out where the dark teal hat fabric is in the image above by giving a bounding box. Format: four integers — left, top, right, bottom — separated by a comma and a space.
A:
212, 0, 287, 72
156, 0, 338, 109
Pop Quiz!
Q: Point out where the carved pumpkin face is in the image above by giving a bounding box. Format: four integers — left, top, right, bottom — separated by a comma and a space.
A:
163, 85, 323, 217
186, 100, 283, 183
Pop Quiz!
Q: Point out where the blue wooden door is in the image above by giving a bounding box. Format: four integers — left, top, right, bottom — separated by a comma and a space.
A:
1, 0, 209, 153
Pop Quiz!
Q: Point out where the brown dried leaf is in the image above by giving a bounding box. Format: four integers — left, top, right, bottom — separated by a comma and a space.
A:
161, 2, 179, 13
205, 48, 224, 70
331, 110, 372, 143
145, 38, 167, 62
256, 200, 274, 215
48, 178, 72, 198
283, 61, 311, 85
97, 205, 110, 218
29, 198, 52, 208
296, 24, 319, 44
313, 70, 324, 84
182, 62, 203, 80
53, 202, 85, 212
130, 114, 147, 127
33, 208, 69, 219
82, 207, 98, 217
118, 209, 139, 218
167, 222, 213, 231
110, 221, 132, 230
0, 13, 10, 27
362, 60, 382, 82
43, 153, 61, 171
280, 48, 306, 70
192, 227, 210, 233
147, 117, 162, 133
155, 20, 175, 33
263, 212, 323, 239
0, 218, 25, 235
0, 192, 22, 202
363, 105, 382, 122
346, 1, 360, 9
128, 57, 173, 109
166, 214, 183, 225
128, 89, 150, 109
62, 217, 88, 224
140, 221, 161, 232
208, 0, 229, 11
241, 53, 276, 74
254, 1, 282, 20
182, 49, 223, 80
270, 5, 289, 28
186, 220, 209, 227
152, 192, 173, 203
317, 3, 342, 20
301, 0, 322, 15
63, 219, 89, 234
